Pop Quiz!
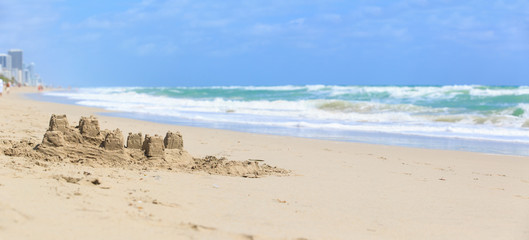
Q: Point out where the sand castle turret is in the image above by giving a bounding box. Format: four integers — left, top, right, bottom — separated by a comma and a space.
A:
79, 116, 100, 137
48, 114, 69, 132
164, 131, 183, 150
78, 116, 106, 146
127, 132, 143, 149
46, 114, 83, 144
142, 134, 164, 157
103, 129, 124, 151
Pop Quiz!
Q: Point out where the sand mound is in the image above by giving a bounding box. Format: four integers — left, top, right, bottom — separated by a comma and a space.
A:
191, 156, 289, 178
1, 115, 288, 177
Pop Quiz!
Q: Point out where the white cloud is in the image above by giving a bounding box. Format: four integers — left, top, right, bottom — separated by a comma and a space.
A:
67, 33, 102, 43
320, 14, 342, 23
83, 17, 122, 29
136, 43, 156, 56
352, 6, 383, 18
288, 18, 306, 26
251, 23, 281, 35
427, 13, 480, 30
189, 18, 232, 28
362, 6, 383, 16
398, 0, 429, 8
120, 37, 179, 56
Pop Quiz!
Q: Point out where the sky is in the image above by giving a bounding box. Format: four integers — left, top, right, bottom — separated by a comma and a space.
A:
0, 0, 528, 87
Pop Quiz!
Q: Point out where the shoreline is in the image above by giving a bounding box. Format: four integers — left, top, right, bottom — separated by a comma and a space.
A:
1, 87, 529, 239
28, 88, 529, 157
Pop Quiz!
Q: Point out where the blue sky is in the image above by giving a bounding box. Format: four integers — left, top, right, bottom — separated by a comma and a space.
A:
0, 0, 528, 87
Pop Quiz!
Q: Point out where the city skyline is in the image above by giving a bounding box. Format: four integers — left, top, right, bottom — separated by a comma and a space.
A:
0, 48, 42, 86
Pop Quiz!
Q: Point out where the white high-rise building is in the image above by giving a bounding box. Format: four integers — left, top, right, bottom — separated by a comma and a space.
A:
35, 73, 42, 86
0, 54, 12, 78
23, 68, 30, 85
26, 63, 36, 86
0, 54, 12, 70
13, 69, 23, 84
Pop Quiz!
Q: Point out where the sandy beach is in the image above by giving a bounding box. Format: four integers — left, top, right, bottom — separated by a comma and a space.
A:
1, 87, 528, 239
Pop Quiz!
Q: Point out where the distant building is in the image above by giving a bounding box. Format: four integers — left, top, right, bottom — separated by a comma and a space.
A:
26, 62, 36, 85
1, 49, 41, 86
24, 68, 30, 85
35, 73, 42, 85
8, 49, 23, 70
14, 69, 23, 84
0, 54, 12, 70
0, 54, 12, 79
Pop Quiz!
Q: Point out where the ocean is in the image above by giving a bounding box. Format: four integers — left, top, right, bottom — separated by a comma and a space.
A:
34, 85, 529, 156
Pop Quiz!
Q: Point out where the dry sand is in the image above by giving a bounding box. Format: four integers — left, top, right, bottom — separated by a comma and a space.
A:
1, 87, 529, 239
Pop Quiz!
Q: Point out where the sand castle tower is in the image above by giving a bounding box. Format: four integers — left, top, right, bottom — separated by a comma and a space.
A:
164, 131, 183, 150
127, 132, 143, 149
142, 134, 165, 157
79, 116, 100, 137
103, 129, 124, 151
78, 115, 108, 146
43, 114, 83, 145
48, 114, 69, 132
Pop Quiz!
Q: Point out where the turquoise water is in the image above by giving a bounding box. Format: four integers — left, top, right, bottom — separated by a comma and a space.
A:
131, 85, 529, 124
37, 85, 529, 156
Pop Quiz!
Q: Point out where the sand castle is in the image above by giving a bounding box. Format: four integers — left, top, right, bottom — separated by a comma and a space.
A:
1, 114, 288, 177
42, 114, 185, 158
